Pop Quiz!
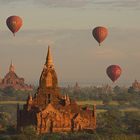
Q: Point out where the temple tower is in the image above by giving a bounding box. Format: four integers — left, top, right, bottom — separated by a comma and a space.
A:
9, 60, 15, 72
36, 46, 61, 108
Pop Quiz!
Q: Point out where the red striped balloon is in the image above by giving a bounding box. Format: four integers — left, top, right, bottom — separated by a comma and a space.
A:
92, 26, 108, 46
106, 65, 122, 82
6, 15, 23, 36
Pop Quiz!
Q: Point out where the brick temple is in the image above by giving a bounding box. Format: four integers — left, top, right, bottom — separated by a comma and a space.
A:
0, 62, 33, 91
17, 46, 96, 134
132, 80, 140, 92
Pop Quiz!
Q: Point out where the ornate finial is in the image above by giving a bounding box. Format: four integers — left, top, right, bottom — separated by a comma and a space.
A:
45, 46, 54, 68
9, 60, 15, 72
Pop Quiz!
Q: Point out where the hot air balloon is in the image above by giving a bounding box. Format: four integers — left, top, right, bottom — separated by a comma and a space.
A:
6, 15, 22, 36
92, 26, 108, 46
106, 65, 122, 82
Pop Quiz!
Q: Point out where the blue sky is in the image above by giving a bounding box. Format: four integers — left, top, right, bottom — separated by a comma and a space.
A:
0, 0, 140, 86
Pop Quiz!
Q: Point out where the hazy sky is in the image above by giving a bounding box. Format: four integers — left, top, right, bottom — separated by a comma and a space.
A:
0, 0, 140, 86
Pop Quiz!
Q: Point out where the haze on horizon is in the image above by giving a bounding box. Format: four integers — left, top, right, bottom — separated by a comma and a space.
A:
0, 0, 140, 87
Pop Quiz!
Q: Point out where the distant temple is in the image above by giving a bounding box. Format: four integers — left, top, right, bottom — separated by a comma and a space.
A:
0, 62, 33, 91
74, 82, 80, 92
132, 80, 140, 92
17, 46, 96, 134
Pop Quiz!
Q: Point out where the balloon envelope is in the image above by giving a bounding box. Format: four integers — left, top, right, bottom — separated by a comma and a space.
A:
106, 65, 122, 82
6, 15, 22, 36
92, 26, 108, 46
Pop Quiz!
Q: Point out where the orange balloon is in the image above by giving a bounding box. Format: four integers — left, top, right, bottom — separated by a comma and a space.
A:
106, 65, 122, 82
6, 15, 23, 36
92, 26, 108, 46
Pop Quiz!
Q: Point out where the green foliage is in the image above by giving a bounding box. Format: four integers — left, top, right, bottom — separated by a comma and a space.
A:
0, 135, 11, 140
0, 133, 139, 140
61, 86, 114, 101
113, 86, 122, 94
40, 133, 140, 140
124, 112, 140, 134
0, 112, 11, 129
0, 87, 36, 101
21, 125, 36, 137
2, 87, 15, 97
6, 125, 16, 134
42, 132, 99, 140
61, 86, 140, 108
10, 134, 29, 140
97, 108, 125, 135
0, 105, 17, 125
9, 126, 39, 140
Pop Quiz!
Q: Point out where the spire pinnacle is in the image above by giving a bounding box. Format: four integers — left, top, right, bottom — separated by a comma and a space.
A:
45, 46, 54, 68
9, 60, 15, 72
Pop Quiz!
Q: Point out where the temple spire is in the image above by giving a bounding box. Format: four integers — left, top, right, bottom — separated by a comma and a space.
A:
9, 60, 15, 72
45, 46, 54, 68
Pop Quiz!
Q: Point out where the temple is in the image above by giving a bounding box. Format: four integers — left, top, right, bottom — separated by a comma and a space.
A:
0, 62, 33, 91
132, 80, 140, 92
74, 82, 80, 92
17, 46, 96, 134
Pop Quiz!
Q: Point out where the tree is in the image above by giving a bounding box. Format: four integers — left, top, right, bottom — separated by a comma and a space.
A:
113, 86, 121, 94
124, 112, 140, 134
21, 125, 37, 140
0, 112, 11, 129
2, 87, 15, 97
97, 109, 124, 135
